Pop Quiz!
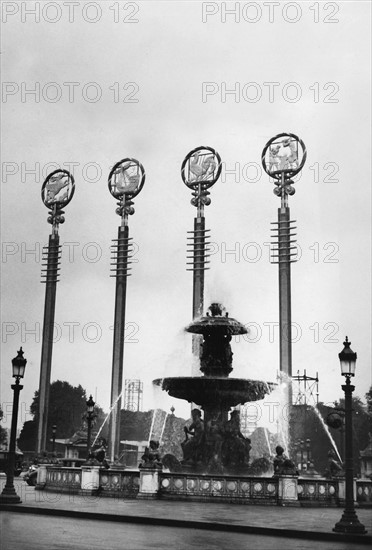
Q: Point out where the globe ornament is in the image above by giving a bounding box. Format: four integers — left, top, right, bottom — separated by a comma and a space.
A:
326, 411, 344, 430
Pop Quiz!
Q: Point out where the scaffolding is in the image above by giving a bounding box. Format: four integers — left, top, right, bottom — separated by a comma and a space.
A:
123, 379, 143, 411
237, 404, 259, 437
292, 370, 319, 407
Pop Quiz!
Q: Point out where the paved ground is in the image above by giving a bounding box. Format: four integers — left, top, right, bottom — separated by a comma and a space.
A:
1, 476, 371, 549
2, 512, 369, 550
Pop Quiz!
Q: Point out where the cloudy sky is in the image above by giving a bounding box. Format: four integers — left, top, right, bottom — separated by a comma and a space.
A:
1, 1, 371, 430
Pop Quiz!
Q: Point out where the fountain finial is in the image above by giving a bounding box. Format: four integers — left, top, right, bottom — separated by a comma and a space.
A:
209, 303, 225, 317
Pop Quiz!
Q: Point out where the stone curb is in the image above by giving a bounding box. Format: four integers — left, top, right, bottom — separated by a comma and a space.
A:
1, 503, 371, 545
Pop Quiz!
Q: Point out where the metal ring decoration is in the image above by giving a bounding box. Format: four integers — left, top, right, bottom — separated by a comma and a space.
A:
181, 146, 222, 189
261, 133, 307, 181
108, 158, 145, 200
41, 169, 75, 209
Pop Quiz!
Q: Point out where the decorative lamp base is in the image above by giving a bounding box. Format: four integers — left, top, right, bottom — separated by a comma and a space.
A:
333, 511, 367, 534
0, 487, 22, 504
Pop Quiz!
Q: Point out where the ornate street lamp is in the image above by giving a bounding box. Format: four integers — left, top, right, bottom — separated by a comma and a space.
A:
52, 425, 57, 454
182, 146, 222, 371
0, 348, 27, 503
333, 337, 367, 534
107, 158, 145, 463
86, 395, 96, 458
37, 169, 75, 454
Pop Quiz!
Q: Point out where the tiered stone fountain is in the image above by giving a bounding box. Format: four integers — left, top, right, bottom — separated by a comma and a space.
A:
154, 303, 275, 474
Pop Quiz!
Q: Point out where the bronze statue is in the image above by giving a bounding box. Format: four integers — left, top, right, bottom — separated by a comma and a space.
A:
139, 440, 162, 470
181, 409, 204, 464
273, 445, 298, 475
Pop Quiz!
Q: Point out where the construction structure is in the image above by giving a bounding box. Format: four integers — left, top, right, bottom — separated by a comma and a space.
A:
123, 379, 143, 412
292, 369, 319, 407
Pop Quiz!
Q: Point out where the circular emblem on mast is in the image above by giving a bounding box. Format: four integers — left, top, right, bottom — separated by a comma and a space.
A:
181, 146, 222, 189
261, 133, 307, 181
108, 158, 145, 200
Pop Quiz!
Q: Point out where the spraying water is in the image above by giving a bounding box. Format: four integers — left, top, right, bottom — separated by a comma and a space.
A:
273, 380, 290, 453
310, 404, 342, 462
91, 390, 123, 448
159, 412, 168, 445
148, 409, 157, 445
264, 427, 271, 455
148, 408, 168, 445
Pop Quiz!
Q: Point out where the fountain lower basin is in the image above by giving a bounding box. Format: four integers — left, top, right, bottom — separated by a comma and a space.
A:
154, 377, 274, 408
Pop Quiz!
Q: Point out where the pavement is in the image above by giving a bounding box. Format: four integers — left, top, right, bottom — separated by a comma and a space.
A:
1, 476, 371, 545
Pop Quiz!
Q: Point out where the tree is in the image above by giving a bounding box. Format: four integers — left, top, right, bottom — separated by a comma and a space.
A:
18, 381, 107, 453
0, 407, 7, 447
315, 394, 372, 474
30, 381, 87, 438
366, 386, 372, 415
333, 394, 372, 455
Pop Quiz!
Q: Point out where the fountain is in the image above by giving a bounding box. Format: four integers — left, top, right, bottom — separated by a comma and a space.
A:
154, 303, 275, 474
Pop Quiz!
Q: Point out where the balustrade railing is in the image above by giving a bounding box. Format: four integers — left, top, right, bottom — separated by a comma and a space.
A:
46, 466, 82, 492
159, 473, 278, 503
99, 469, 140, 498
39, 466, 372, 506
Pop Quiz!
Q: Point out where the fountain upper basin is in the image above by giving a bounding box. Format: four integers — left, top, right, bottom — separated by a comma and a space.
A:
154, 377, 275, 408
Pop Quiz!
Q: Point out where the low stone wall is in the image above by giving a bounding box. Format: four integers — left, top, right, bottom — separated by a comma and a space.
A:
159, 473, 279, 504
36, 465, 372, 507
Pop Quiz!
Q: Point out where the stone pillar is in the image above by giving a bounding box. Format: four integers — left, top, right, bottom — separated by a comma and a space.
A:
137, 468, 161, 499
35, 464, 48, 490
277, 475, 299, 506
337, 478, 357, 505
81, 466, 101, 495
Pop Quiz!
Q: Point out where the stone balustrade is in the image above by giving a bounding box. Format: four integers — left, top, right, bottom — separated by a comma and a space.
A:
159, 473, 279, 504
357, 479, 372, 506
98, 469, 140, 498
36, 465, 371, 506
297, 477, 340, 505
37, 466, 82, 493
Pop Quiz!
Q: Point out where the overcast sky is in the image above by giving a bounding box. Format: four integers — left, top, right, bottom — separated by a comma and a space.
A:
1, 1, 371, 430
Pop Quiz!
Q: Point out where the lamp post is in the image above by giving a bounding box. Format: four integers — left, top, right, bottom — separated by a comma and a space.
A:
0, 348, 27, 504
52, 425, 57, 454
86, 395, 95, 458
333, 337, 367, 534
